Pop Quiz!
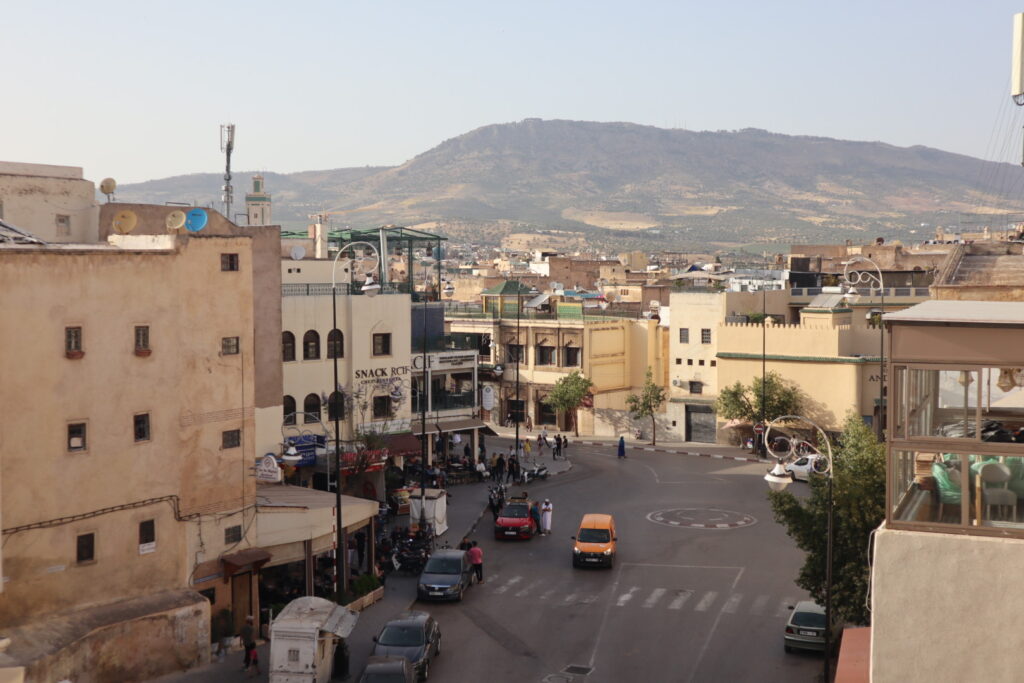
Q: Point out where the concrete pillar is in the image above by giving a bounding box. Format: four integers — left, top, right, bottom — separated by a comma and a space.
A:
472, 428, 479, 464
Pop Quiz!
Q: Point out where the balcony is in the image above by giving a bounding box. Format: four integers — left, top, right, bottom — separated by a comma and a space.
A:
412, 391, 476, 414
411, 334, 483, 353
282, 282, 412, 297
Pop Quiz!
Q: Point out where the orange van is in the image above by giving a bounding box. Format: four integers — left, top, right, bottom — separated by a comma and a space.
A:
571, 513, 617, 568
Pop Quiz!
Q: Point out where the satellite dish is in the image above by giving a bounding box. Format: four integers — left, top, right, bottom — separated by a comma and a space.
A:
290, 245, 306, 261
185, 208, 208, 232
111, 209, 138, 234
166, 210, 186, 231
100, 178, 117, 202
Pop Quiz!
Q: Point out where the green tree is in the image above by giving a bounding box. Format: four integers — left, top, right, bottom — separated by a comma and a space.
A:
626, 367, 668, 445
543, 370, 594, 437
768, 412, 885, 625
715, 371, 802, 425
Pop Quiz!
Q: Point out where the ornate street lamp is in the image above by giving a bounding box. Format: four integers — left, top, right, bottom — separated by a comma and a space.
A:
841, 256, 885, 440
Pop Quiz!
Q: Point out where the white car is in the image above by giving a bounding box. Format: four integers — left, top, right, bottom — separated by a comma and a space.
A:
784, 455, 822, 482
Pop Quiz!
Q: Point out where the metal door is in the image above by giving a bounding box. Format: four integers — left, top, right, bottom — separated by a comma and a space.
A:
685, 405, 716, 443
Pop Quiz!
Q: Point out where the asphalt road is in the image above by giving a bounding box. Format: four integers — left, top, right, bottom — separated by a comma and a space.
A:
418, 440, 823, 683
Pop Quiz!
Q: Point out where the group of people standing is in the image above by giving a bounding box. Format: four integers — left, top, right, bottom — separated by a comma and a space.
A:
536, 431, 568, 459
530, 499, 554, 535
488, 451, 521, 483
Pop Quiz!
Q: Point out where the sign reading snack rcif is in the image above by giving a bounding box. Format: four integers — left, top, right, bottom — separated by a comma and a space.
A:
255, 454, 283, 483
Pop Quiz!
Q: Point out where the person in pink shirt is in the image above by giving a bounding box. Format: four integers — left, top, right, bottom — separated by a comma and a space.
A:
467, 541, 484, 584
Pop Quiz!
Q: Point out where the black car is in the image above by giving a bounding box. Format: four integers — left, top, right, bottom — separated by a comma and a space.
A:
417, 549, 475, 602
359, 655, 415, 683
372, 611, 441, 681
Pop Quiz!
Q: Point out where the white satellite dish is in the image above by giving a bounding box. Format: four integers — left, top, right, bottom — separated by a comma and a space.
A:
166, 210, 187, 232
100, 178, 117, 202
112, 209, 138, 234
290, 245, 306, 261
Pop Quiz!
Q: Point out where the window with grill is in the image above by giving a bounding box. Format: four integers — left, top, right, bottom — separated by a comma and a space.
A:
221, 429, 241, 449
282, 331, 296, 362
689, 381, 703, 394
303, 331, 320, 360
65, 326, 83, 355
134, 325, 150, 352
68, 423, 87, 451
77, 533, 95, 563
224, 525, 242, 544
506, 344, 524, 363
373, 395, 392, 419
220, 253, 239, 271
303, 394, 321, 421
563, 346, 580, 367
283, 396, 296, 425
372, 333, 391, 357
221, 336, 240, 355
327, 329, 343, 359
675, 358, 681, 365
536, 345, 555, 365
139, 520, 156, 554
710, 360, 717, 367
678, 328, 689, 344
134, 413, 150, 442
701, 329, 712, 344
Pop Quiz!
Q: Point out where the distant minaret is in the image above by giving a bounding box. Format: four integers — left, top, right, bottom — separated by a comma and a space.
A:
245, 174, 272, 225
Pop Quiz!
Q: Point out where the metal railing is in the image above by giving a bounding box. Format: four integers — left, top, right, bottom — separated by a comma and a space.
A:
788, 286, 930, 298
282, 282, 412, 297
411, 334, 482, 353
412, 392, 476, 413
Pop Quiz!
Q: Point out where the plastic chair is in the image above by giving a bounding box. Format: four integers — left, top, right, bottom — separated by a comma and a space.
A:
932, 461, 961, 522
979, 462, 1017, 521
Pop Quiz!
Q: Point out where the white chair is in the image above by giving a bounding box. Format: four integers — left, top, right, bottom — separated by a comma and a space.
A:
980, 463, 1017, 521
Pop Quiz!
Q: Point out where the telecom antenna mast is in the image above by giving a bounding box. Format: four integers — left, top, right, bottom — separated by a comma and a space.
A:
220, 124, 236, 218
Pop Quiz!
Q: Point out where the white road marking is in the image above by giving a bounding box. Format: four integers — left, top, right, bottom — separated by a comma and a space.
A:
540, 588, 556, 602
562, 592, 579, 604
643, 588, 667, 608
721, 593, 742, 614
616, 586, 640, 607
668, 591, 693, 610
494, 576, 521, 594
750, 594, 770, 615
687, 569, 745, 683
515, 579, 544, 598
694, 591, 718, 612
776, 598, 796, 617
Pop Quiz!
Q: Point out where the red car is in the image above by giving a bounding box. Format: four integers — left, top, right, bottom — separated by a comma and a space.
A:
494, 499, 537, 540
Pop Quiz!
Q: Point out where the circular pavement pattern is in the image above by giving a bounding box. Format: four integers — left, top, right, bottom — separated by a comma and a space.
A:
646, 508, 757, 530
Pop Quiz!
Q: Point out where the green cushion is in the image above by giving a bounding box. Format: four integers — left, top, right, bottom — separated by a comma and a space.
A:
932, 462, 961, 504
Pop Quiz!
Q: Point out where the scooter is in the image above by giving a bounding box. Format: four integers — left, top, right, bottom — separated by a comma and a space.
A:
521, 462, 549, 484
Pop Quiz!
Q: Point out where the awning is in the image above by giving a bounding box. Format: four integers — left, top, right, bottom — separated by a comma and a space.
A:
411, 418, 487, 436
385, 432, 422, 456
221, 548, 272, 580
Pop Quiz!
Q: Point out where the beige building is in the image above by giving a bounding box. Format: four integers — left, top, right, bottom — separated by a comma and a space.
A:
0, 228, 261, 680
871, 300, 1024, 682
447, 282, 667, 436
0, 161, 99, 242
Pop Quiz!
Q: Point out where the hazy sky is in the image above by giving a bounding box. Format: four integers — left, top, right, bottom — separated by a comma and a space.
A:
6, 1, 1024, 183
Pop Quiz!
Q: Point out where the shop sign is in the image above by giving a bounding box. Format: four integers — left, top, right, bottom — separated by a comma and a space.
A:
356, 365, 411, 380
286, 434, 323, 467
256, 454, 283, 482
482, 385, 495, 410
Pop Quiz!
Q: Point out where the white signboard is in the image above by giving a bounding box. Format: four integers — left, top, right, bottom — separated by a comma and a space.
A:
255, 455, 283, 483
482, 385, 495, 411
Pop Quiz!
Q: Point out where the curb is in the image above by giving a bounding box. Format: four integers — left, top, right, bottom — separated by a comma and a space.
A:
572, 441, 768, 464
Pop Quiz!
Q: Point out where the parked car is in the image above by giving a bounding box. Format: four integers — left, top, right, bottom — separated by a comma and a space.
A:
371, 611, 441, 681
783, 600, 839, 653
417, 549, 474, 602
359, 655, 416, 683
785, 455, 823, 482
571, 513, 617, 568
494, 497, 536, 539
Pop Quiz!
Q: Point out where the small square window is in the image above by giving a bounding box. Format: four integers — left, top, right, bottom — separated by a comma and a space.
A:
134, 325, 150, 352
372, 333, 392, 357
698, 359, 705, 366
689, 381, 703, 395
687, 359, 694, 366
563, 346, 580, 367
225, 525, 242, 544
710, 360, 717, 367
671, 420, 677, 427
221, 337, 240, 355
675, 358, 682, 365
373, 395, 393, 419
139, 520, 156, 554
68, 423, 87, 451
76, 533, 95, 563
134, 413, 151, 442
220, 253, 239, 271
701, 329, 712, 344
678, 329, 689, 344
288, 649, 300, 663
222, 429, 241, 449
65, 326, 83, 356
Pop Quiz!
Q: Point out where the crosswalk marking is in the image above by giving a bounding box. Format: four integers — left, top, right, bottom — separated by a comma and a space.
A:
694, 591, 718, 612
516, 580, 544, 598
721, 593, 742, 614
616, 586, 640, 607
643, 588, 667, 608
562, 592, 579, 604
540, 588, 557, 602
494, 576, 521, 594
750, 594, 770, 615
668, 591, 693, 610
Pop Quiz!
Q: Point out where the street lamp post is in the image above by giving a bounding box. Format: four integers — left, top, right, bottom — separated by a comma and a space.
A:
763, 416, 835, 683
331, 239, 381, 599
841, 257, 885, 440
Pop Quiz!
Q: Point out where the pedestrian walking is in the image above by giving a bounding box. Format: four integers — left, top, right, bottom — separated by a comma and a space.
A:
495, 453, 506, 482
617, 435, 626, 459
530, 501, 542, 534
536, 434, 545, 457
240, 615, 257, 673
563, 436, 569, 456
554, 434, 562, 460
524, 438, 532, 459
541, 499, 553, 535
468, 541, 484, 583
507, 454, 519, 484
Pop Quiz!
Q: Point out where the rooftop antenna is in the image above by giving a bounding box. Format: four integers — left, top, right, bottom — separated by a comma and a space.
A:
220, 123, 235, 220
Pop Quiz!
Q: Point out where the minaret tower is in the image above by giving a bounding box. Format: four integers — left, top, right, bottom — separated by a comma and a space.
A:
245, 174, 272, 225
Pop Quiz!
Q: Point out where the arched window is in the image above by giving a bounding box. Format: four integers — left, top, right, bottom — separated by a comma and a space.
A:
282, 331, 296, 362
303, 330, 320, 360
328, 391, 344, 421
303, 394, 321, 422
327, 329, 343, 359
283, 395, 296, 425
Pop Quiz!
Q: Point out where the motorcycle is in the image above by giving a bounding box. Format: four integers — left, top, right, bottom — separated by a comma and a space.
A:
391, 544, 430, 574
488, 484, 507, 514
520, 462, 549, 484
